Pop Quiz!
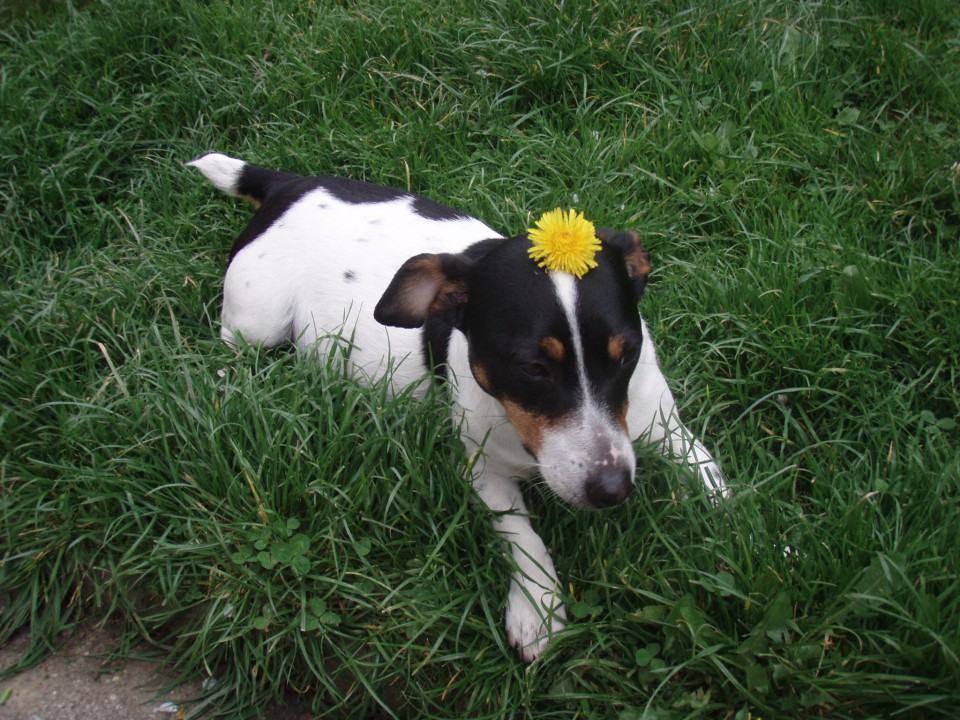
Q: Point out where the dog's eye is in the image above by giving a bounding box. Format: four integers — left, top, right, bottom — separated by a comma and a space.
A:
519, 362, 548, 379
620, 345, 639, 366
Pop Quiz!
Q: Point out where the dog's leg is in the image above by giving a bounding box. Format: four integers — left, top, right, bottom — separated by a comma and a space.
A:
474, 472, 567, 662
651, 403, 727, 498
627, 322, 727, 499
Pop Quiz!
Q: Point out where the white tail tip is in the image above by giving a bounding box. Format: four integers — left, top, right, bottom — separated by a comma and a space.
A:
186, 152, 245, 196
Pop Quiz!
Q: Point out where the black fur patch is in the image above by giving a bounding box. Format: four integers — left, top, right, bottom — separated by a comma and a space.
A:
422, 236, 644, 427
413, 196, 468, 221
421, 238, 505, 380
569, 244, 644, 413
459, 238, 580, 420
319, 176, 405, 204
227, 166, 469, 264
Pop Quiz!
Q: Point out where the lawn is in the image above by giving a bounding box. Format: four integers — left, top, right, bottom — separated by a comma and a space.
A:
1, 0, 958, 717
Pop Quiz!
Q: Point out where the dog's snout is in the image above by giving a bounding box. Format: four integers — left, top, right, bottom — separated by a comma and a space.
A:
586, 465, 633, 508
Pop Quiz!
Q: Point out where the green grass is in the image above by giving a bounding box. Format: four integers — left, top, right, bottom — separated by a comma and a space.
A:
1, 0, 959, 717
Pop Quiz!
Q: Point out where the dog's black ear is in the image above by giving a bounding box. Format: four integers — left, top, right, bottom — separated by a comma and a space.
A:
374, 253, 473, 329
596, 229, 651, 299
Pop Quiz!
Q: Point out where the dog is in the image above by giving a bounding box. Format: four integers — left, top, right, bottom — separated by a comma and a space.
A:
188, 152, 727, 661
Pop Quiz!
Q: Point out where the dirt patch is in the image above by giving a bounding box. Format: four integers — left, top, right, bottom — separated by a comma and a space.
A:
0, 622, 202, 720
0, 623, 315, 720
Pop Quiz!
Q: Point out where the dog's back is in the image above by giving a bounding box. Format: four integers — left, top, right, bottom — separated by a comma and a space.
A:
188, 152, 500, 386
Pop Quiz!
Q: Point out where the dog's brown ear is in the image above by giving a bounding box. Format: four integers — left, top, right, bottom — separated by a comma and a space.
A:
596, 229, 651, 299
374, 253, 472, 329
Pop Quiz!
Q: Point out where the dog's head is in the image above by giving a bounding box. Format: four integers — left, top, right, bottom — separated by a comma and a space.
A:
374, 228, 650, 510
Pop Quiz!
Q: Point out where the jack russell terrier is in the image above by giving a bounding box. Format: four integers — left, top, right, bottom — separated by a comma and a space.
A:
189, 152, 726, 662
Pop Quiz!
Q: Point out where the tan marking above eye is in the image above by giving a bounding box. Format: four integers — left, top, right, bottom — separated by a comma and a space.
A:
608, 334, 626, 363
540, 336, 565, 362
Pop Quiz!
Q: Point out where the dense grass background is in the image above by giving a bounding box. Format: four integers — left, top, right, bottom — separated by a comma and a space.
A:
1, 0, 958, 717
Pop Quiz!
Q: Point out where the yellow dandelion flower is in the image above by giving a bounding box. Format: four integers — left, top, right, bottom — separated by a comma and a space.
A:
527, 208, 602, 278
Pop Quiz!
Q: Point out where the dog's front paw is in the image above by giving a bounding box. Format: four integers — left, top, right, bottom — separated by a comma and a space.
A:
505, 582, 567, 663
699, 460, 728, 502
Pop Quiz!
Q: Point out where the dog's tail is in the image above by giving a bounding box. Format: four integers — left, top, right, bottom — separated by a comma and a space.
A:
187, 152, 290, 206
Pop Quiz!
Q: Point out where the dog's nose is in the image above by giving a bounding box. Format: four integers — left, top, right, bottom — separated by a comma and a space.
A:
586, 466, 633, 508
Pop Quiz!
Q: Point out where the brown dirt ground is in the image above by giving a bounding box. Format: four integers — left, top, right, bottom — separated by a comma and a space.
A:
0, 623, 312, 720
0, 622, 200, 720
